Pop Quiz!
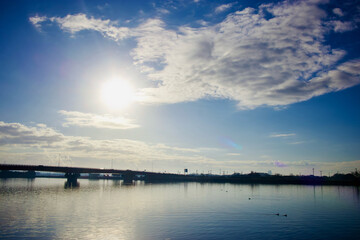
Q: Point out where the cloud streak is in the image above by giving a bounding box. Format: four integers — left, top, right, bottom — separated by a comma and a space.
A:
270, 133, 296, 138
59, 110, 140, 129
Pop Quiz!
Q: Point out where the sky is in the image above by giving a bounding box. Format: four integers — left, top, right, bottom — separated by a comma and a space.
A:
0, 0, 360, 175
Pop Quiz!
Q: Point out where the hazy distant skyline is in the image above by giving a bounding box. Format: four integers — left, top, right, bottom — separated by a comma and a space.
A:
0, 0, 359, 175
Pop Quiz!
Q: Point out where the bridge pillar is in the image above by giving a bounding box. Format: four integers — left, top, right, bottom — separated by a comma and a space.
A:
64, 172, 80, 188
123, 171, 135, 184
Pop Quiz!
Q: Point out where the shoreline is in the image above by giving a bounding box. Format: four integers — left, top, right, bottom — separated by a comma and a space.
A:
1, 170, 359, 186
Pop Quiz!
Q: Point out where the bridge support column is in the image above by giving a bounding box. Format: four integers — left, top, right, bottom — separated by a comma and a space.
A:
123, 171, 135, 185
64, 172, 80, 188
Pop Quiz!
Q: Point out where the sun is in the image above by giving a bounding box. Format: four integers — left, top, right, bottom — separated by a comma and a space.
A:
100, 79, 135, 110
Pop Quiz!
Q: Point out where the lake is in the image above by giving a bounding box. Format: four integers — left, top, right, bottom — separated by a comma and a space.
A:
0, 178, 359, 239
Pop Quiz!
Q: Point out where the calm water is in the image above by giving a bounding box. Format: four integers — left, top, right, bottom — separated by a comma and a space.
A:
0, 179, 359, 240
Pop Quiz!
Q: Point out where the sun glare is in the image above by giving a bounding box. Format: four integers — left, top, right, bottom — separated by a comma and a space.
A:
100, 79, 135, 110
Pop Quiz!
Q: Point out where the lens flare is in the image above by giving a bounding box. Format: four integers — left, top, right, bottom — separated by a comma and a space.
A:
219, 137, 242, 150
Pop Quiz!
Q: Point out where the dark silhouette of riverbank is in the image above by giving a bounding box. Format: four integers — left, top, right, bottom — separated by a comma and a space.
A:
190, 172, 360, 186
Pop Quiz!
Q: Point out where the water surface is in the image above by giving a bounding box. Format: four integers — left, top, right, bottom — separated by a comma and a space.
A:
1, 179, 359, 239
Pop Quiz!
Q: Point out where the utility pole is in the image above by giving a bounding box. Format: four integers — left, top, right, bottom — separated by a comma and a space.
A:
320, 171, 322, 177
312, 168, 315, 176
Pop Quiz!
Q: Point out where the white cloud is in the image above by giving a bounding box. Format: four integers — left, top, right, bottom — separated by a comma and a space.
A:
333, 8, 344, 17
30, 0, 360, 109
97, 3, 110, 11
157, 8, 170, 15
50, 13, 130, 41
215, 3, 234, 14
196, 20, 208, 26
29, 15, 47, 30
131, 0, 360, 109
60, 137, 198, 162
328, 20, 354, 32
269, 133, 296, 138
0, 121, 63, 146
0, 121, 214, 169
58, 110, 140, 129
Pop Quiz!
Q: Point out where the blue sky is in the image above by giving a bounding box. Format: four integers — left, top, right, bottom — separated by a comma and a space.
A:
0, 0, 359, 175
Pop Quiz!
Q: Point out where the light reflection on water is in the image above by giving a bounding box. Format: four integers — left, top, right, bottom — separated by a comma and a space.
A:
0, 179, 359, 240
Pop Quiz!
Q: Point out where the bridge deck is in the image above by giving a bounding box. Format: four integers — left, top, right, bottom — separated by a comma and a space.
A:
0, 164, 179, 177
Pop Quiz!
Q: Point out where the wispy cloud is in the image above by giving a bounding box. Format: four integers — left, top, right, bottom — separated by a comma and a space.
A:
328, 20, 354, 33
227, 153, 242, 156
196, 20, 208, 26
58, 110, 140, 130
332, 8, 344, 17
269, 133, 296, 138
29, 15, 47, 30
97, 3, 110, 11
51, 14, 130, 40
215, 3, 234, 14
157, 8, 170, 15
288, 141, 304, 145
30, 0, 360, 110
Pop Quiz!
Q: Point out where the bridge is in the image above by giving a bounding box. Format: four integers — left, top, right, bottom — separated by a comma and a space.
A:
1, 164, 359, 186
0, 164, 189, 186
